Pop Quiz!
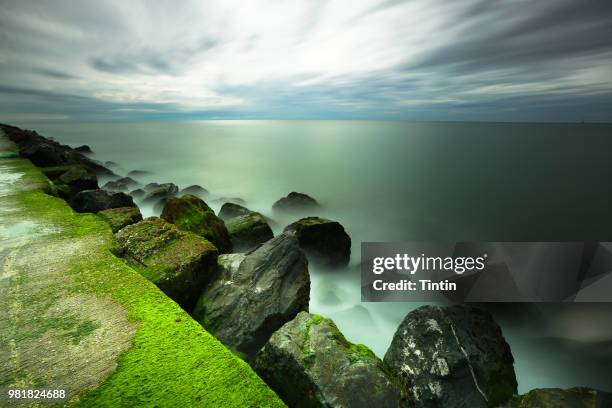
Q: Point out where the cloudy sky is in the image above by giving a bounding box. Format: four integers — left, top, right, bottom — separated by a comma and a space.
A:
1, 0, 611, 122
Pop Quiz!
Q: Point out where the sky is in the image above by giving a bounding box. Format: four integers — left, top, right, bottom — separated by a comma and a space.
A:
0, 0, 611, 122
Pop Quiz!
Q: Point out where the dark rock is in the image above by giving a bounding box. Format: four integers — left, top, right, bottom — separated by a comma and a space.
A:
384, 305, 517, 408
98, 207, 143, 233
115, 217, 218, 311
127, 169, 151, 177
226, 212, 274, 252
70, 189, 136, 213
180, 184, 209, 196
213, 197, 247, 206
129, 188, 145, 201
254, 312, 404, 408
272, 192, 319, 213
143, 182, 161, 192
193, 233, 310, 359
40, 165, 75, 180
55, 165, 99, 199
102, 177, 139, 192
284, 217, 351, 267
142, 183, 178, 203
160, 194, 232, 253
74, 145, 93, 154
218, 202, 252, 220
105, 160, 118, 168
502, 387, 612, 408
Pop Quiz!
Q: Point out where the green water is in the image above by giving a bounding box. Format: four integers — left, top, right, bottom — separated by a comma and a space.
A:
23, 120, 612, 393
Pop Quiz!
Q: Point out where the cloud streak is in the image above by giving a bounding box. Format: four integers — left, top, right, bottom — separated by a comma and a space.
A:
0, 0, 611, 122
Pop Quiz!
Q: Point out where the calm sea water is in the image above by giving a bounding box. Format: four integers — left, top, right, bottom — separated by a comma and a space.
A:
24, 120, 612, 392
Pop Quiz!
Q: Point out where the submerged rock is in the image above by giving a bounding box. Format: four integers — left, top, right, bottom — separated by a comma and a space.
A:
193, 233, 310, 359
218, 202, 252, 220
272, 192, 319, 213
115, 217, 218, 311
98, 207, 143, 233
102, 177, 139, 192
226, 212, 274, 252
180, 184, 209, 196
254, 312, 404, 408
160, 194, 232, 253
284, 217, 351, 267
70, 189, 136, 213
502, 387, 612, 408
384, 305, 517, 408
142, 182, 179, 203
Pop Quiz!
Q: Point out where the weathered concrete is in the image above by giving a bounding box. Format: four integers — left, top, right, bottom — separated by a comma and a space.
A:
0, 133, 284, 407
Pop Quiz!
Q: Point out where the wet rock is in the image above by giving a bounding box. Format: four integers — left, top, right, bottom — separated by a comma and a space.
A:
115, 217, 218, 311
180, 184, 209, 196
70, 189, 136, 213
160, 194, 232, 253
98, 207, 143, 233
142, 182, 178, 203
272, 192, 319, 213
54, 165, 99, 199
129, 188, 145, 201
193, 233, 310, 359
74, 145, 93, 154
102, 176, 139, 192
213, 197, 246, 206
384, 305, 517, 408
502, 387, 612, 408
284, 217, 351, 267
225, 212, 274, 252
254, 312, 404, 408
143, 182, 161, 192
105, 160, 118, 168
127, 169, 151, 177
218, 202, 252, 220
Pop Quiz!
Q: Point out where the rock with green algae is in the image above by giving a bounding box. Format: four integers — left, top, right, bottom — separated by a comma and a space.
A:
193, 233, 310, 359
0, 136, 285, 407
55, 165, 99, 198
501, 387, 612, 408
384, 305, 517, 408
226, 212, 274, 252
98, 206, 143, 232
284, 217, 351, 267
161, 194, 232, 253
254, 312, 405, 408
70, 189, 136, 213
114, 217, 218, 311
219, 202, 253, 220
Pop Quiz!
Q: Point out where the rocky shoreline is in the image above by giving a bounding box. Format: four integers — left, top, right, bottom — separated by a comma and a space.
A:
2, 123, 610, 408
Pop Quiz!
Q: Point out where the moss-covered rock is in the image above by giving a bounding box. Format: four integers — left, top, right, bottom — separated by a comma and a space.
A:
384, 305, 517, 408
502, 387, 612, 408
70, 189, 136, 213
161, 194, 232, 253
193, 233, 310, 359
254, 312, 404, 408
272, 191, 319, 213
98, 206, 143, 233
55, 165, 99, 199
180, 184, 209, 196
284, 217, 351, 267
219, 202, 253, 220
114, 217, 218, 311
226, 212, 274, 252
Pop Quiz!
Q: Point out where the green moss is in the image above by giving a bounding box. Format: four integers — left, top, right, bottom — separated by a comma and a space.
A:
1, 154, 284, 407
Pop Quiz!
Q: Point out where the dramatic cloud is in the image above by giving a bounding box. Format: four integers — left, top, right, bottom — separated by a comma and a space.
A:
0, 0, 611, 121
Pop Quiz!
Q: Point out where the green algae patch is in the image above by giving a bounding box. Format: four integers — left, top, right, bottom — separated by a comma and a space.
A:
0, 142, 285, 407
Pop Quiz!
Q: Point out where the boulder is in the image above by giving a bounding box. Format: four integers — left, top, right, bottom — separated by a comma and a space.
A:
193, 233, 310, 359
70, 189, 136, 213
254, 312, 404, 408
180, 184, 209, 196
102, 177, 139, 192
115, 217, 218, 311
74, 145, 93, 154
127, 169, 150, 177
160, 194, 232, 253
384, 305, 517, 408
226, 212, 274, 252
129, 188, 146, 201
284, 217, 351, 267
142, 182, 178, 203
104, 160, 118, 168
272, 192, 319, 213
213, 197, 247, 206
143, 182, 160, 191
218, 202, 252, 220
54, 165, 99, 198
98, 207, 143, 233
502, 388, 612, 408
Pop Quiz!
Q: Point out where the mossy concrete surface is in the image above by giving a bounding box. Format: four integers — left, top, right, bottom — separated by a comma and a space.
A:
0, 134, 284, 407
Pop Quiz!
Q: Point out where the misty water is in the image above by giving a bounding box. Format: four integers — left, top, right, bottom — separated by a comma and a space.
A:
28, 120, 612, 393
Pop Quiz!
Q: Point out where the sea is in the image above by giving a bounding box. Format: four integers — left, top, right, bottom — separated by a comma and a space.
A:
22, 120, 612, 393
